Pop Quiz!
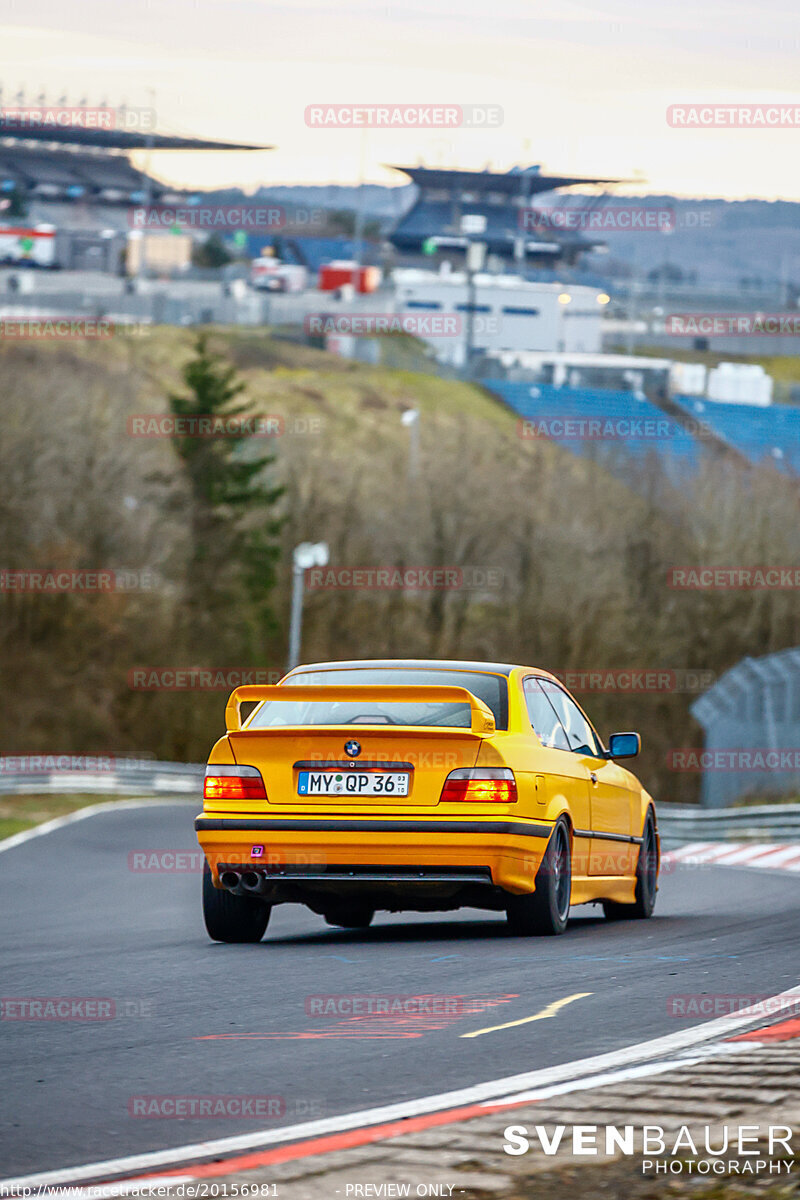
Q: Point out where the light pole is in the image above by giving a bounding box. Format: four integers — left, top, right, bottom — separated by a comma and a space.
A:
351, 127, 368, 293
463, 237, 486, 373
287, 541, 329, 671
400, 408, 420, 482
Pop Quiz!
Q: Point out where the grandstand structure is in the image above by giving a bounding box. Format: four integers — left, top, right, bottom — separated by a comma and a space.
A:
387, 164, 622, 270
1, 142, 164, 206
244, 234, 382, 272
484, 379, 800, 480
673, 394, 800, 475
486, 380, 701, 476
0, 106, 270, 207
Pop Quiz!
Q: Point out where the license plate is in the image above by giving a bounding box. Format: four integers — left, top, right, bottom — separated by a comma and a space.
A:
297, 770, 410, 797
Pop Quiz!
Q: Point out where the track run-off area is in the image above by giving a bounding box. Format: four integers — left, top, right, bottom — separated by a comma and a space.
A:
1, 801, 798, 1185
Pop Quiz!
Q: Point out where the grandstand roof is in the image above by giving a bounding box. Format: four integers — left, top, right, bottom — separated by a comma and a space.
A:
0, 125, 270, 152
388, 165, 622, 195
0, 143, 177, 204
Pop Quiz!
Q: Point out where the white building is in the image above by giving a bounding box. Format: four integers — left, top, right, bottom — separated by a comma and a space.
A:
706, 363, 773, 405
392, 269, 610, 367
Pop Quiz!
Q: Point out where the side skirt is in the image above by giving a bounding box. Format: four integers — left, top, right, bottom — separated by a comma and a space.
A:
570, 875, 637, 906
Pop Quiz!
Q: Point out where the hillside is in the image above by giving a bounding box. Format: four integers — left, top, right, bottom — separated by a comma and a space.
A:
1, 328, 798, 803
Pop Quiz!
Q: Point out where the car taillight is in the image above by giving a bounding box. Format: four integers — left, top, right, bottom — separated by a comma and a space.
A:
439, 768, 517, 804
204, 765, 267, 802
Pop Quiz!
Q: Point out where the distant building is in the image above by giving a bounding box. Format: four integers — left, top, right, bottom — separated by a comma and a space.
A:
387, 164, 621, 269
393, 269, 608, 366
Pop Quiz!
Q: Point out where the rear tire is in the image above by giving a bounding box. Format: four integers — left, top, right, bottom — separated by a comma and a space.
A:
202, 860, 271, 943
602, 811, 658, 921
323, 905, 375, 930
506, 819, 571, 936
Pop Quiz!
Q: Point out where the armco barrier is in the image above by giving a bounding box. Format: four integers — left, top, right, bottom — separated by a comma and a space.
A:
1, 760, 797, 848
657, 802, 800, 849
0, 757, 204, 796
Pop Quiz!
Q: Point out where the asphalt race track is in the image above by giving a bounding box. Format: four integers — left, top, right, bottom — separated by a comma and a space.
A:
2, 802, 799, 1179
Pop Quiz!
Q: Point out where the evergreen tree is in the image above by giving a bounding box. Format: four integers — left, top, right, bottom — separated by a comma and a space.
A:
169, 335, 284, 657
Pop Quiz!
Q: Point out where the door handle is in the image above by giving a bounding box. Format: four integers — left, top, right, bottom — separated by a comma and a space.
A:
590, 772, 598, 784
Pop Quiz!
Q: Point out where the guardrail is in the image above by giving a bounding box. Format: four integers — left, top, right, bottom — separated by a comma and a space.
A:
658, 802, 800, 849
2, 760, 798, 847
0, 757, 204, 797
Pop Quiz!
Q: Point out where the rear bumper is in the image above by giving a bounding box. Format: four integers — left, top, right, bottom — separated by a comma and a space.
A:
195, 813, 554, 897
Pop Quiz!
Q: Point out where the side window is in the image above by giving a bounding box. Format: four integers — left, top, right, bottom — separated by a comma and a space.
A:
523, 678, 571, 751
539, 681, 601, 756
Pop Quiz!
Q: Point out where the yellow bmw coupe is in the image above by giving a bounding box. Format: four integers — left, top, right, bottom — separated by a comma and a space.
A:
196, 659, 659, 941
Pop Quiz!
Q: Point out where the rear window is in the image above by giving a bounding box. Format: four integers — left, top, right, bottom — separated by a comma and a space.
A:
246, 667, 508, 730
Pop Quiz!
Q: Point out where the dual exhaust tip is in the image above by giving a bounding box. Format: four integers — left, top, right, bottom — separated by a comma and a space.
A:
220, 869, 266, 894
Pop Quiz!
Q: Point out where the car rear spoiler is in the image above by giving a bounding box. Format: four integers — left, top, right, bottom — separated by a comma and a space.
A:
224, 684, 496, 737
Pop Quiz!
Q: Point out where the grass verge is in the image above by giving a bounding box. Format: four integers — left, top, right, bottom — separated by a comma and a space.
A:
0, 793, 154, 842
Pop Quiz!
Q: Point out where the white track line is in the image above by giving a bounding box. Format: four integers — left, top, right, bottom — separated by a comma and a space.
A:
0, 798, 198, 855
3, 985, 799, 1191
36, 1046, 760, 1197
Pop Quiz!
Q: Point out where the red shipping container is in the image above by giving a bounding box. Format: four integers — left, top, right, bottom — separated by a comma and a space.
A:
318, 262, 380, 293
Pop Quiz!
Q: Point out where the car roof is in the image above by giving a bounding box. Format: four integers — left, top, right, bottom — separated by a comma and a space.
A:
291, 659, 545, 677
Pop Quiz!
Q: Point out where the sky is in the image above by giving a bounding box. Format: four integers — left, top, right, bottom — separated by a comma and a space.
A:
1, 0, 799, 200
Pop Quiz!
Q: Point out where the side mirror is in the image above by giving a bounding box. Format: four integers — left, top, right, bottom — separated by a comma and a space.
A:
607, 731, 641, 759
